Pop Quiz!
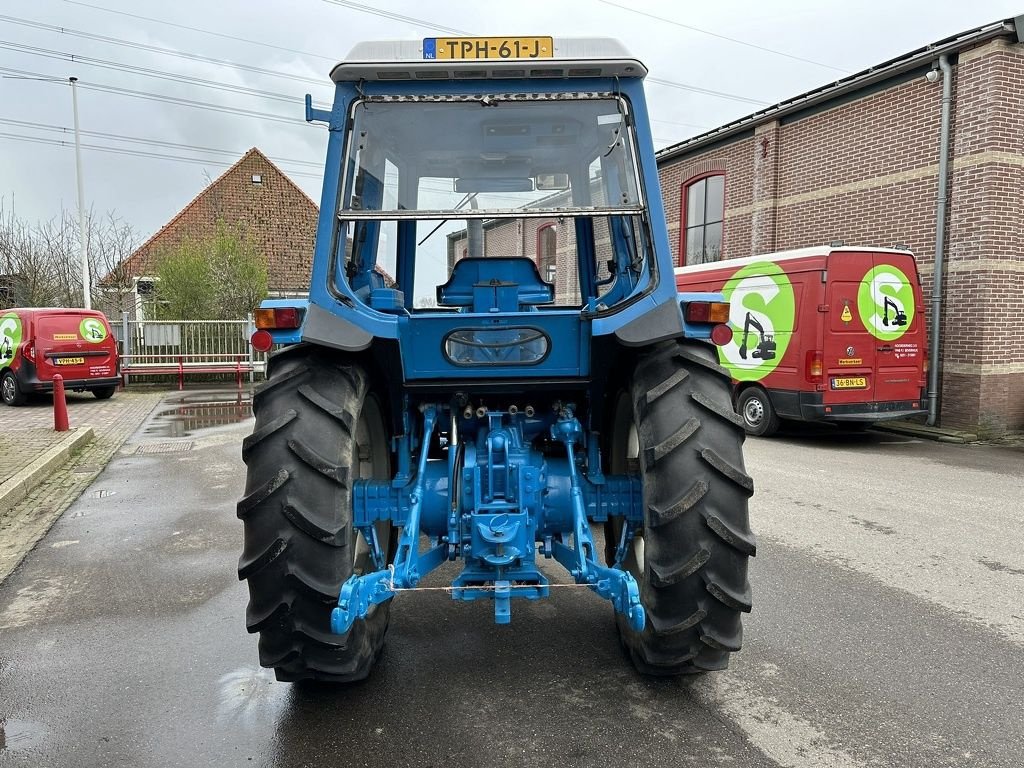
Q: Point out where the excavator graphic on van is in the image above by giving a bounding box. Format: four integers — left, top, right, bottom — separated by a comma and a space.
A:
738, 311, 777, 361
882, 296, 907, 327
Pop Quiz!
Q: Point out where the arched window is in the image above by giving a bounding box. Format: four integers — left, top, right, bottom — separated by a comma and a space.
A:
536, 222, 558, 285
681, 173, 724, 265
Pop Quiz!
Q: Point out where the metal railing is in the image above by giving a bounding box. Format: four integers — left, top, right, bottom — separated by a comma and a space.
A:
114, 313, 267, 385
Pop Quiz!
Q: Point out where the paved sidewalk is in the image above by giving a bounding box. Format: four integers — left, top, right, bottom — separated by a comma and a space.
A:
0, 390, 164, 583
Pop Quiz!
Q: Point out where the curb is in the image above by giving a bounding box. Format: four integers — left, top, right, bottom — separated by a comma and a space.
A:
872, 421, 978, 444
0, 426, 96, 514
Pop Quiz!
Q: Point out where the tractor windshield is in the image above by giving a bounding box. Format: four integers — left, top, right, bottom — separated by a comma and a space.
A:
336, 95, 655, 310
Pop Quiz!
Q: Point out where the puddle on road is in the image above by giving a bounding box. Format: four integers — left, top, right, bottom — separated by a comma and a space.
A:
143, 390, 253, 438
0, 718, 47, 753
217, 667, 288, 725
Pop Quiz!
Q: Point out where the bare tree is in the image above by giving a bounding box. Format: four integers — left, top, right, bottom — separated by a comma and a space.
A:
0, 200, 139, 313
92, 211, 140, 316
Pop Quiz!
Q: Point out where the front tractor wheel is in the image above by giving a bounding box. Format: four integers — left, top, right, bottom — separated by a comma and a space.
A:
237, 346, 392, 682
607, 340, 756, 674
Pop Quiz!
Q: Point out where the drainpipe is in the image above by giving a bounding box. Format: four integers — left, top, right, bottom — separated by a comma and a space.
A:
927, 53, 953, 426
467, 195, 483, 258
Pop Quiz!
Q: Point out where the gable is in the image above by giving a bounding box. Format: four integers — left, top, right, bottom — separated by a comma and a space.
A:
119, 148, 320, 293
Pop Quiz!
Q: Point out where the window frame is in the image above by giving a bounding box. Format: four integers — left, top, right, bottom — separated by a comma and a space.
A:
679, 171, 725, 266
535, 221, 559, 287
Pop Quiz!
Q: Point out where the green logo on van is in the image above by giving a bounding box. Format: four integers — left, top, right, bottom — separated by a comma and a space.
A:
80, 317, 108, 343
719, 261, 795, 382
857, 265, 914, 341
1, 312, 22, 363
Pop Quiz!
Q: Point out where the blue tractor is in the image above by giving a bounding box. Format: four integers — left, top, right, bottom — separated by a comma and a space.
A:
239, 36, 755, 682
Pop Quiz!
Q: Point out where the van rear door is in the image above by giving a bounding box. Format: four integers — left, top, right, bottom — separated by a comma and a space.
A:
36, 312, 116, 382
822, 251, 877, 408
866, 251, 926, 404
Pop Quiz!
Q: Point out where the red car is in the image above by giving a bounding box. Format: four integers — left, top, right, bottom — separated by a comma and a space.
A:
0, 308, 120, 406
676, 246, 927, 435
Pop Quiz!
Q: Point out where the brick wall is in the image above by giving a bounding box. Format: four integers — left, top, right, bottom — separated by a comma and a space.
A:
657, 36, 1024, 434
123, 148, 319, 295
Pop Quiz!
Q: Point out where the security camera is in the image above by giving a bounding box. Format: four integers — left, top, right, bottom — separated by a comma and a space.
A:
925, 68, 940, 83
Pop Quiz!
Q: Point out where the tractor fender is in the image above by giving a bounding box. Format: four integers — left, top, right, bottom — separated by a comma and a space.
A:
612, 298, 685, 347
301, 304, 374, 352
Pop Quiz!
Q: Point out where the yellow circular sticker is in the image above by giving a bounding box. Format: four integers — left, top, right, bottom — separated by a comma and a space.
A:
80, 317, 108, 344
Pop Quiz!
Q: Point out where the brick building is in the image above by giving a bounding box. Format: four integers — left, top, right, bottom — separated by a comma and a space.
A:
114, 148, 319, 317
658, 17, 1024, 435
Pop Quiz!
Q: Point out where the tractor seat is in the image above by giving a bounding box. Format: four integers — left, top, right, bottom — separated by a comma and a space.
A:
437, 257, 554, 312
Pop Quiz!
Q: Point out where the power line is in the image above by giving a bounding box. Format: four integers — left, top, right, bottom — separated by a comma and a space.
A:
62, 0, 337, 63
0, 40, 328, 107
652, 117, 712, 130
320, 0, 473, 36
0, 119, 455, 194
647, 77, 769, 106
317, 1, 767, 106
0, 130, 325, 180
0, 14, 326, 87
0, 117, 322, 168
2, 9, 767, 115
596, 0, 848, 74
0, 65, 318, 127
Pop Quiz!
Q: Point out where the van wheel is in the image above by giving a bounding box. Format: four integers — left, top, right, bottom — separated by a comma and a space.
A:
606, 340, 755, 674
92, 385, 116, 400
737, 387, 779, 437
2, 371, 25, 406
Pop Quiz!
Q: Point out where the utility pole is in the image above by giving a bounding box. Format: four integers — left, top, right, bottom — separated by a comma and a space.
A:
70, 76, 91, 309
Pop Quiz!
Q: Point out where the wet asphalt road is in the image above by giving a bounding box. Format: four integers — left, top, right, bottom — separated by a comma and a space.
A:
1, 398, 1022, 768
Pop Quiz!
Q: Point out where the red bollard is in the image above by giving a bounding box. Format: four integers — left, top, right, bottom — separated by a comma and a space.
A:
53, 374, 69, 432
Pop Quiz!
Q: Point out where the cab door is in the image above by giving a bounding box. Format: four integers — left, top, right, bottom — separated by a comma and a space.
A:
823, 251, 876, 407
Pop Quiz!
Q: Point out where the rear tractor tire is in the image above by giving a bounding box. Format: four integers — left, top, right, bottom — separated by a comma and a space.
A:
237, 345, 392, 682
607, 340, 755, 674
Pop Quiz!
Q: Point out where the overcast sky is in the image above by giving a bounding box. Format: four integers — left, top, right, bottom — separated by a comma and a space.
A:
1, 0, 1020, 241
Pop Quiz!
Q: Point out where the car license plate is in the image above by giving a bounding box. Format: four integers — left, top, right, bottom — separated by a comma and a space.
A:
55, 357, 85, 365
424, 36, 554, 60
831, 376, 867, 389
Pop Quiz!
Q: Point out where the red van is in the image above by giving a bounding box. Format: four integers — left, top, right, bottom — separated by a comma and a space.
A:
0, 308, 120, 406
676, 246, 927, 436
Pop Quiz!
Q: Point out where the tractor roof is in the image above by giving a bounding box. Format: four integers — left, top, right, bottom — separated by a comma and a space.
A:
330, 37, 646, 82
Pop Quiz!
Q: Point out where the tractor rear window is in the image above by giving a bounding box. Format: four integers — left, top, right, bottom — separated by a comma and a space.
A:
340, 96, 642, 216
335, 94, 656, 312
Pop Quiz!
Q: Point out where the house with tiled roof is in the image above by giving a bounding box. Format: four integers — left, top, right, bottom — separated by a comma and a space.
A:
109, 148, 320, 318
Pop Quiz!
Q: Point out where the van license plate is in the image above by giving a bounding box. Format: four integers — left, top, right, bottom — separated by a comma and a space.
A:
831, 377, 867, 389
55, 357, 85, 365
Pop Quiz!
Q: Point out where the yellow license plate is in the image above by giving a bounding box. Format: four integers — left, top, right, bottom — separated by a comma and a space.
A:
425, 36, 554, 60
831, 377, 867, 389
55, 357, 85, 365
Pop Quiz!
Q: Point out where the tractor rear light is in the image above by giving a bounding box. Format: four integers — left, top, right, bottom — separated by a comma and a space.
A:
805, 350, 823, 383
250, 330, 274, 352
710, 324, 733, 346
255, 307, 303, 330
684, 301, 730, 324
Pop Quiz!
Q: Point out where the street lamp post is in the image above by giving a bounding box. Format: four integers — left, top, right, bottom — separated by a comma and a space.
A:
69, 76, 91, 309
